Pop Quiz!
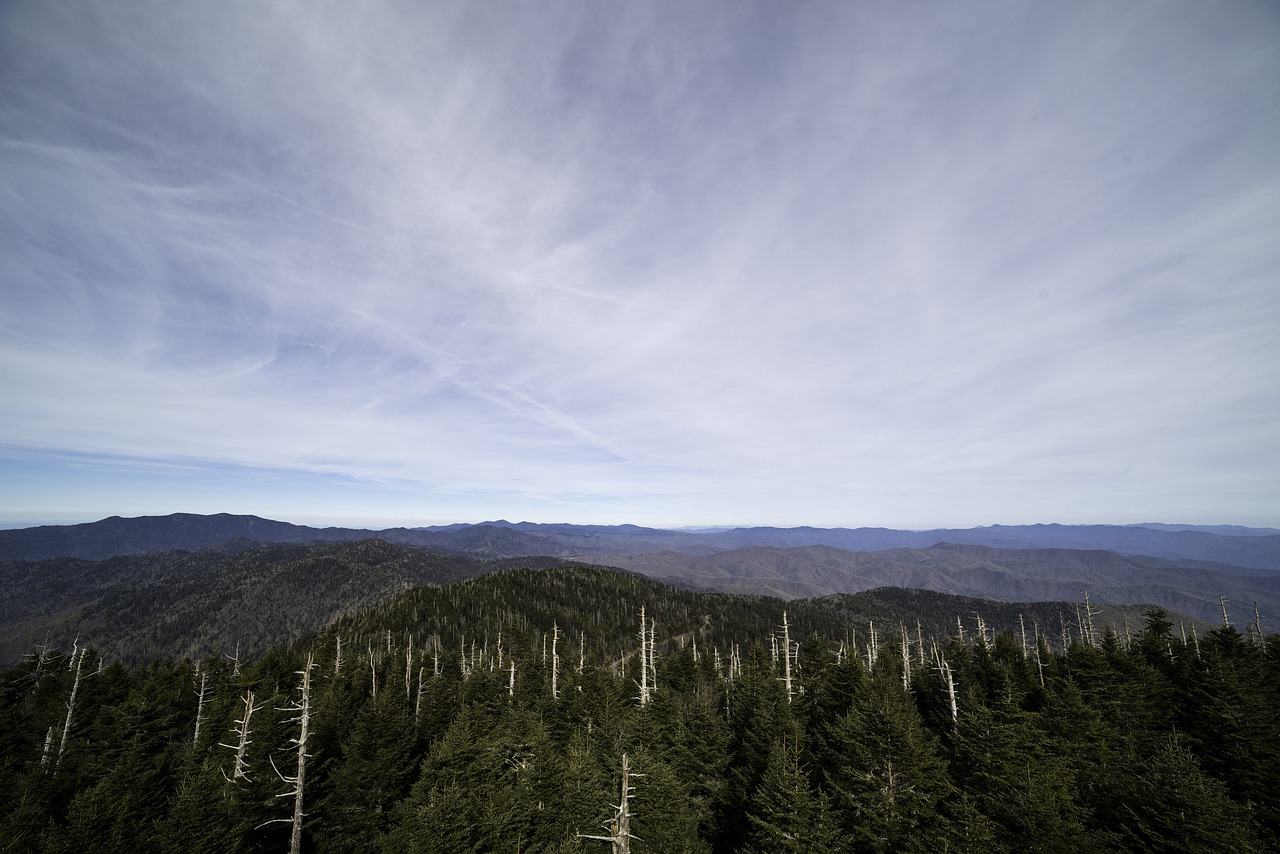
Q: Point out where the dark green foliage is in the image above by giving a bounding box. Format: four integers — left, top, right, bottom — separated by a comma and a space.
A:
1093, 737, 1263, 853
743, 739, 838, 853
1, 564, 1275, 853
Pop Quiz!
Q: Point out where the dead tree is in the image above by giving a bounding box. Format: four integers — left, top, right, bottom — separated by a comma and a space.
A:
866, 620, 879, 671
193, 666, 210, 750
779, 611, 794, 702
263, 653, 317, 854
636, 607, 651, 706
1220, 595, 1231, 629
934, 649, 958, 726
40, 725, 54, 767
1082, 591, 1099, 646
648, 617, 659, 696
55, 646, 85, 771
220, 690, 265, 782
551, 622, 561, 700
415, 667, 426, 724
580, 752, 642, 853
900, 624, 912, 692
973, 613, 989, 648
1253, 602, 1266, 653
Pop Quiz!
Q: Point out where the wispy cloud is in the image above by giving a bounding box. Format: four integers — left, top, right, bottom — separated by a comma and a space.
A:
1, 0, 1277, 526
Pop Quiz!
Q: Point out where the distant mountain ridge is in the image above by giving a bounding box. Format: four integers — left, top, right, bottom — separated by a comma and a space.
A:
600, 542, 1280, 627
1, 513, 1278, 568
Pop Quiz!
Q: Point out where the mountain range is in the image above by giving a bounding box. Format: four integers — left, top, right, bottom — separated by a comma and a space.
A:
2, 513, 1278, 657
3, 513, 1279, 567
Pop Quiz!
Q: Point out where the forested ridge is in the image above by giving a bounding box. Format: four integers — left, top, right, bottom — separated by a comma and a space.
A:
2, 564, 1277, 852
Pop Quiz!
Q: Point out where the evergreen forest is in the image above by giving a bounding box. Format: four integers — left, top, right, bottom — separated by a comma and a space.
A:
2, 563, 1278, 853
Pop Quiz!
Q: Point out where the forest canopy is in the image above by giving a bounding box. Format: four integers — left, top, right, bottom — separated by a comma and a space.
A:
2, 565, 1276, 853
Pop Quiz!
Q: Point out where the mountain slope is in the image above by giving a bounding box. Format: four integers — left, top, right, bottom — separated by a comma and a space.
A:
600, 542, 1280, 626
4, 514, 1278, 569
0, 540, 568, 665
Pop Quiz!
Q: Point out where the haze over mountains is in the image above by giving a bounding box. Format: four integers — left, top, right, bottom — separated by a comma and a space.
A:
2, 514, 1277, 649
3, 512, 1279, 567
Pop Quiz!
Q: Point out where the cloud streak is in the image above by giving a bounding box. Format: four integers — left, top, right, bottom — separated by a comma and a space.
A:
1, 0, 1277, 527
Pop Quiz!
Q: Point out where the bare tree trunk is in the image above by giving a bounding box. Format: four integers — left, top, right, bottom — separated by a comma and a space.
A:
780, 611, 794, 702
55, 646, 84, 771
1255, 601, 1266, 653
866, 620, 879, 670
193, 666, 209, 750
262, 654, 316, 854
551, 623, 560, 700
900, 624, 911, 692
936, 651, 958, 726
288, 656, 314, 854
40, 725, 54, 767
220, 690, 263, 782
415, 666, 425, 724
580, 752, 640, 853
649, 617, 659, 697
637, 607, 649, 706
1083, 591, 1099, 646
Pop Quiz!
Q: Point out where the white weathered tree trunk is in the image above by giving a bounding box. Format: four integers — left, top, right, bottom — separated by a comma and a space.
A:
415, 666, 425, 724
649, 617, 658, 697
193, 666, 209, 750
262, 653, 316, 854
637, 607, 650, 706
55, 646, 85, 771
936, 651, 958, 726
580, 752, 640, 853
866, 620, 879, 670
1254, 601, 1266, 652
552, 622, 560, 700
220, 689, 262, 782
781, 611, 794, 702
900, 624, 911, 692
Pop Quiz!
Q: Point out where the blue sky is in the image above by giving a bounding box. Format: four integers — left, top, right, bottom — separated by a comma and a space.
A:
2, 1, 1278, 529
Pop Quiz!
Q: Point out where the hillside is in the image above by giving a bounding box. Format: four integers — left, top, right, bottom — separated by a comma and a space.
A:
598, 542, 1280, 627
2, 562, 1275, 853
0, 540, 570, 666
4, 513, 1279, 569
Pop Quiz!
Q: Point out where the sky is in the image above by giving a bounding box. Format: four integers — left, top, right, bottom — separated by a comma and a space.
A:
1, 1, 1278, 530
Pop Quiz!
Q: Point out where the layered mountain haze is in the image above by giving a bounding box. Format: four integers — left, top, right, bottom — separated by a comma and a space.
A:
1, 513, 1276, 665
602, 543, 1280, 624
4, 513, 1279, 567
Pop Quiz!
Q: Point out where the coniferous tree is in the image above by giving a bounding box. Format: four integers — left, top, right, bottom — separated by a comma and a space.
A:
743, 739, 839, 854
